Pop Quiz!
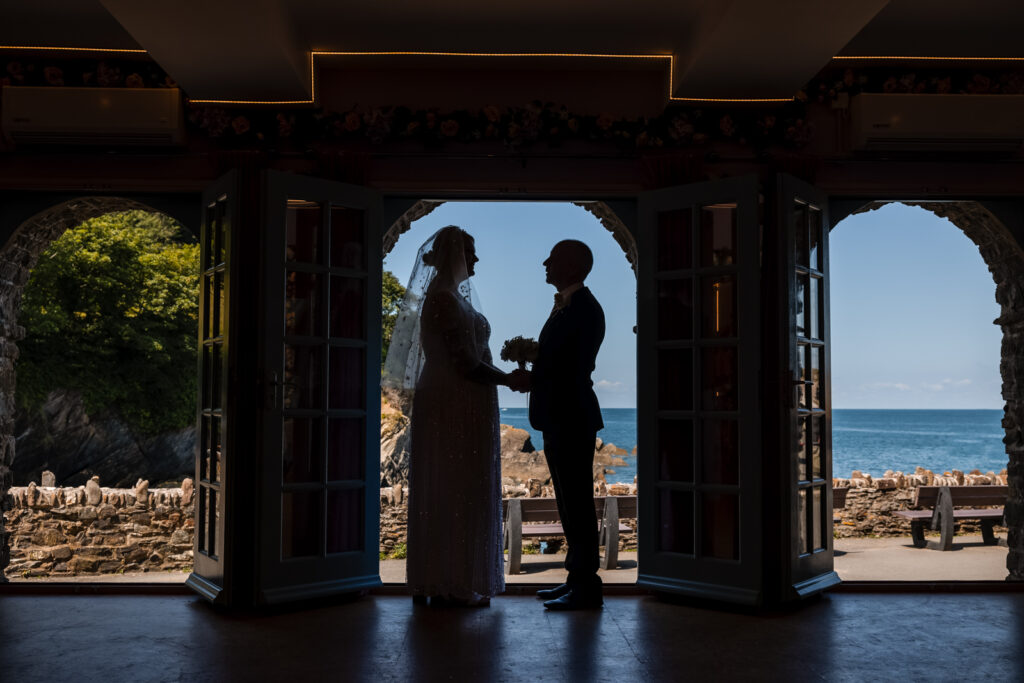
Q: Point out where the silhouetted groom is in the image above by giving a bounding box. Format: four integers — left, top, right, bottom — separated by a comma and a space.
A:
510, 239, 605, 610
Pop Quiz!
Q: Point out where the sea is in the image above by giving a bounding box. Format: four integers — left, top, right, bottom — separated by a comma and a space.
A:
498, 407, 1008, 484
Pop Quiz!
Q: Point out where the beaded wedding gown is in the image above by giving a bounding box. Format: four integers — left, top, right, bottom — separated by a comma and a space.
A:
406, 289, 505, 601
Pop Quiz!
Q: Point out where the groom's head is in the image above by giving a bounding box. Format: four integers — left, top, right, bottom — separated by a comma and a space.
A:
544, 240, 593, 289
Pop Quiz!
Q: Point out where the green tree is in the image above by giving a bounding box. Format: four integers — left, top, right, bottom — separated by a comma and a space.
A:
16, 210, 200, 435
382, 270, 406, 364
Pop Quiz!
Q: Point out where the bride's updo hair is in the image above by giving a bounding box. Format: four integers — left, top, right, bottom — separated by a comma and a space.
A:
422, 225, 469, 268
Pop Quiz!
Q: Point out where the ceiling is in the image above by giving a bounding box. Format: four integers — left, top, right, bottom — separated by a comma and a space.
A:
1, 0, 1022, 102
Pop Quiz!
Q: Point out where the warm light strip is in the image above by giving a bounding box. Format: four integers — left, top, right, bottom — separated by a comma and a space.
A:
21, 46, 1024, 105
186, 51, 797, 105
833, 55, 1024, 62
0, 44, 147, 53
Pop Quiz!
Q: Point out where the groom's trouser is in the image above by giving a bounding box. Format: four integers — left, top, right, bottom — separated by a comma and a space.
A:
542, 430, 600, 588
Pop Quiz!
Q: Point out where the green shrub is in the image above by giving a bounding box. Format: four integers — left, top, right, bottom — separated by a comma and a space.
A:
17, 210, 199, 436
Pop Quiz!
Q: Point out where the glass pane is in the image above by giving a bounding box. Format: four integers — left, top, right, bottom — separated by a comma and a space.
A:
330, 276, 366, 339
657, 278, 692, 340
811, 417, 824, 479
798, 344, 808, 410
215, 201, 227, 267
809, 276, 821, 340
204, 275, 214, 340
208, 489, 217, 558
327, 489, 363, 554
284, 345, 323, 409
700, 347, 737, 411
795, 274, 807, 338
198, 487, 208, 553
282, 491, 321, 559
809, 206, 823, 271
658, 349, 693, 411
200, 416, 210, 481
203, 206, 215, 271
284, 417, 322, 484
701, 419, 738, 485
657, 209, 692, 271
811, 346, 823, 409
701, 276, 737, 338
658, 489, 694, 554
798, 489, 809, 555
210, 417, 221, 484
331, 207, 365, 270
286, 272, 321, 337
701, 493, 739, 560
797, 417, 809, 482
794, 201, 809, 267
658, 419, 693, 483
700, 204, 736, 266
329, 347, 365, 410
213, 273, 224, 339
208, 345, 222, 410
812, 487, 823, 551
286, 201, 321, 264
328, 418, 364, 481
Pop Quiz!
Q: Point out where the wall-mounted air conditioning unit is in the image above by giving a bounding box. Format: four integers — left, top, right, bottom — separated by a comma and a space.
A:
850, 93, 1024, 151
1, 86, 184, 145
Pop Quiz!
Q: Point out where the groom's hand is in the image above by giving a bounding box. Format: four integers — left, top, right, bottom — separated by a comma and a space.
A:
508, 369, 532, 393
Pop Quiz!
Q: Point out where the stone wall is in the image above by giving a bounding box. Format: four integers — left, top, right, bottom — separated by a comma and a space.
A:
3, 473, 194, 579
833, 468, 1009, 537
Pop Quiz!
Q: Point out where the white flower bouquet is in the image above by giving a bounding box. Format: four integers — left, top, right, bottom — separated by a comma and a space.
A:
500, 336, 539, 370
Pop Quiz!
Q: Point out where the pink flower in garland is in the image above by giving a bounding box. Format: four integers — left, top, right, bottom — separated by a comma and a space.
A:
44, 67, 63, 86
231, 116, 250, 135
343, 111, 361, 132
719, 115, 736, 137
440, 119, 459, 137
596, 113, 614, 131
482, 105, 501, 123
124, 73, 144, 88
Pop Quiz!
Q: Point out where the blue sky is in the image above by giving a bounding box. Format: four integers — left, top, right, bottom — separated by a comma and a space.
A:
830, 203, 1001, 409
384, 202, 637, 408
384, 200, 1002, 410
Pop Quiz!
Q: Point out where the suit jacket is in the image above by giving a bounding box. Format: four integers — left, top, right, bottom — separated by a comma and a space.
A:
529, 286, 605, 435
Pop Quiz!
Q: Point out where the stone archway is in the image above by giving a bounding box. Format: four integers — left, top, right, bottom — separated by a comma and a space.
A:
382, 199, 639, 273
851, 200, 1024, 581
0, 197, 169, 579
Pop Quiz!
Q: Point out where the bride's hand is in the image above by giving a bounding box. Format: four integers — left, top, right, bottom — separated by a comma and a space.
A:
507, 369, 532, 393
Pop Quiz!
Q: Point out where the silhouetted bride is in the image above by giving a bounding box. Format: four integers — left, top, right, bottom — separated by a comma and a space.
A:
383, 225, 508, 606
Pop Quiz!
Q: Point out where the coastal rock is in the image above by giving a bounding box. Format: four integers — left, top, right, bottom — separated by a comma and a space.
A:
380, 409, 411, 487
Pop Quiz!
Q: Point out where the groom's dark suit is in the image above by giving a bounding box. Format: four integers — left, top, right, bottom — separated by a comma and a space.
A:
529, 286, 605, 589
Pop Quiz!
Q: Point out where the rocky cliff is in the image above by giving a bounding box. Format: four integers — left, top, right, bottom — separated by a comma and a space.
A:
13, 390, 194, 488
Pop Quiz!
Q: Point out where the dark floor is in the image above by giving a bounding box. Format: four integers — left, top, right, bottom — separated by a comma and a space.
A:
2, 592, 1023, 682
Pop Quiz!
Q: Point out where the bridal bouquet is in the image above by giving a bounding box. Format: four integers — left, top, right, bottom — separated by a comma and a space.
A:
500, 336, 539, 370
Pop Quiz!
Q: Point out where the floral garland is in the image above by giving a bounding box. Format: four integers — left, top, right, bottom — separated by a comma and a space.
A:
3, 55, 1024, 153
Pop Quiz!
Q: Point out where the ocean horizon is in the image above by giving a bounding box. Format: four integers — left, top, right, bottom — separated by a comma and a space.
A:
498, 407, 1008, 485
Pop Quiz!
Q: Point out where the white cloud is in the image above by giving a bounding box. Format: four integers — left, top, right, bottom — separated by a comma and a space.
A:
595, 379, 623, 389
861, 382, 911, 392
922, 382, 945, 392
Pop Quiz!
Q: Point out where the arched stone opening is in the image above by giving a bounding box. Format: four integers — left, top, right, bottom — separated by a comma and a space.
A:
849, 200, 1024, 580
382, 199, 638, 274
0, 197, 175, 579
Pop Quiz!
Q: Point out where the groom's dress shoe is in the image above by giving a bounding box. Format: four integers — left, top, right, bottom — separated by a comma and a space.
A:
543, 589, 603, 611
536, 583, 571, 600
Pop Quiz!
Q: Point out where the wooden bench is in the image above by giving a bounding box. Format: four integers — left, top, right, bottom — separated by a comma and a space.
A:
833, 487, 848, 524
893, 485, 1007, 550
502, 496, 637, 575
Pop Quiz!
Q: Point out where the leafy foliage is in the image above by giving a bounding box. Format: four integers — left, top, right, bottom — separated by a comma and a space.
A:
16, 210, 200, 435
382, 269, 406, 364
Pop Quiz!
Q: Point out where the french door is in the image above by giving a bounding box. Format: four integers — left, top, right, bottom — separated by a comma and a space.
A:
637, 176, 764, 604
257, 171, 382, 603
637, 174, 838, 605
778, 175, 839, 596
186, 173, 235, 603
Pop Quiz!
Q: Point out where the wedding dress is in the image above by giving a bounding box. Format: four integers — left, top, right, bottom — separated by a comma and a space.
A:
383, 226, 505, 602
